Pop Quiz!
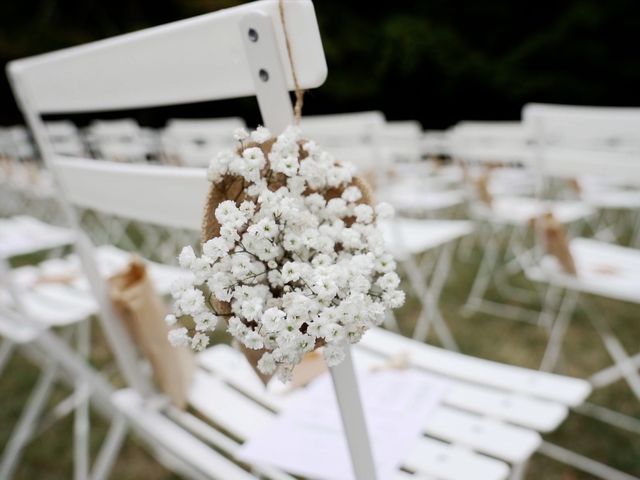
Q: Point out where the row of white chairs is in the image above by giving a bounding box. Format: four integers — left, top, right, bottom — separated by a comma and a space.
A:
0, 1, 605, 479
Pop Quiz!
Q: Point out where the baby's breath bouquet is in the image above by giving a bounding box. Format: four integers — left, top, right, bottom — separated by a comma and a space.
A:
167, 125, 404, 382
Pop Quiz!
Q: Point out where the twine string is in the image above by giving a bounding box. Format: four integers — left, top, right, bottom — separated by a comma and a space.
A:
278, 0, 305, 124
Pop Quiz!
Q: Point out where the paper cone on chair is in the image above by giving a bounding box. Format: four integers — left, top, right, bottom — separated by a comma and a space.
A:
109, 258, 195, 408
538, 211, 577, 275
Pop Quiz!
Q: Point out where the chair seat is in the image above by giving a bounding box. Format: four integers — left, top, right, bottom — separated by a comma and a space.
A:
581, 189, 640, 209
190, 364, 510, 480
528, 238, 640, 304
474, 197, 594, 226
5, 245, 189, 328
382, 188, 466, 213
0, 216, 75, 259
381, 219, 473, 258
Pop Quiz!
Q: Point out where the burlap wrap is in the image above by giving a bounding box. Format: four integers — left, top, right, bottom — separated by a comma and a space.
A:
201, 139, 374, 384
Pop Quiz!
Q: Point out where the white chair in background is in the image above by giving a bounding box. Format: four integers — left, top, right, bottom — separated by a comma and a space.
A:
302, 112, 472, 347
6, 1, 598, 479
45, 121, 87, 157
449, 120, 595, 326
0, 216, 93, 480
86, 118, 158, 163
523, 104, 640, 385
161, 117, 246, 167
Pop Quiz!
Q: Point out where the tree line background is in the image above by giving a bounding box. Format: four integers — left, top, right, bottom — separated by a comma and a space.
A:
0, 0, 639, 129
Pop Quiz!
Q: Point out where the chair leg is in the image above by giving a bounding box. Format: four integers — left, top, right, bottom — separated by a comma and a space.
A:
0, 362, 58, 480
404, 257, 458, 350
0, 338, 15, 377
462, 227, 501, 315
90, 415, 128, 480
508, 460, 528, 480
583, 303, 640, 401
590, 352, 640, 390
539, 290, 578, 372
74, 320, 91, 480
329, 347, 378, 480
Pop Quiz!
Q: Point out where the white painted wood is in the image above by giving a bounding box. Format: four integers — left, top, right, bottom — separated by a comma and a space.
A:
360, 328, 591, 407
112, 389, 257, 480
0, 216, 75, 259
53, 157, 208, 230
6, 0, 326, 113
190, 355, 511, 480
523, 103, 640, 182
197, 345, 542, 464
162, 117, 245, 166
527, 238, 640, 305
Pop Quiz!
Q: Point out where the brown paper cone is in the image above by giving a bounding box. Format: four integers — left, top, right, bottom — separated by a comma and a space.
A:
537, 212, 577, 275
109, 258, 195, 408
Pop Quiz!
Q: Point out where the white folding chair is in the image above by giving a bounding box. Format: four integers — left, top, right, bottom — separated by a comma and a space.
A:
8, 1, 382, 478
161, 117, 246, 166
8, 2, 604, 479
450, 121, 595, 325
302, 112, 472, 347
0, 216, 96, 480
523, 104, 640, 382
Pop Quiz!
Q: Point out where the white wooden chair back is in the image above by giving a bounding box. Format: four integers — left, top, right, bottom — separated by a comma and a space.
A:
523, 103, 640, 183
55, 158, 207, 231
86, 119, 156, 162
46, 120, 87, 157
422, 130, 451, 158
300, 111, 386, 172
161, 117, 246, 166
381, 120, 423, 163
449, 121, 532, 166
7, 4, 383, 478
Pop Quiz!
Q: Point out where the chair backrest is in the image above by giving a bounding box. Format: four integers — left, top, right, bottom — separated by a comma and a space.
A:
523, 103, 640, 182
54, 157, 208, 230
300, 111, 386, 171
46, 120, 86, 157
380, 120, 423, 163
7, 0, 327, 394
449, 121, 532, 166
162, 117, 246, 166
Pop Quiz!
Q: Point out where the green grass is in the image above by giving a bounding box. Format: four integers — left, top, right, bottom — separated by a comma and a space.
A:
2, 244, 639, 479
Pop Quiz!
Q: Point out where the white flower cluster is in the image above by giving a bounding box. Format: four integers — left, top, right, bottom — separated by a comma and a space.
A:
167, 126, 404, 382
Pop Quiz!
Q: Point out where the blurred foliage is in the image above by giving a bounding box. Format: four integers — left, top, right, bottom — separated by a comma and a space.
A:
0, 0, 639, 127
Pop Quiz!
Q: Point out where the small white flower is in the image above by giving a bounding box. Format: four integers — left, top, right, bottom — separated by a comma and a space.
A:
342, 186, 362, 203
191, 332, 210, 351
164, 314, 177, 326
323, 344, 346, 367
257, 352, 277, 374
354, 204, 374, 224
178, 245, 196, 269
177, 288, 206, 316
243, 330, 264, 350
168, 327, 190, 347
377, 272, 400, 291
203, 237, 229, 262
233, 127, 249, 142
251, 126, 271, 143
375, 202, 394, 219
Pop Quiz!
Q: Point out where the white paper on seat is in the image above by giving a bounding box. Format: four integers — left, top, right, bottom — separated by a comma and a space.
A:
237, 369, 447, 480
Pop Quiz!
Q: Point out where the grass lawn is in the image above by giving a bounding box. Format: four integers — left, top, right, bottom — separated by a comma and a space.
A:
1, 241, 639, 479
